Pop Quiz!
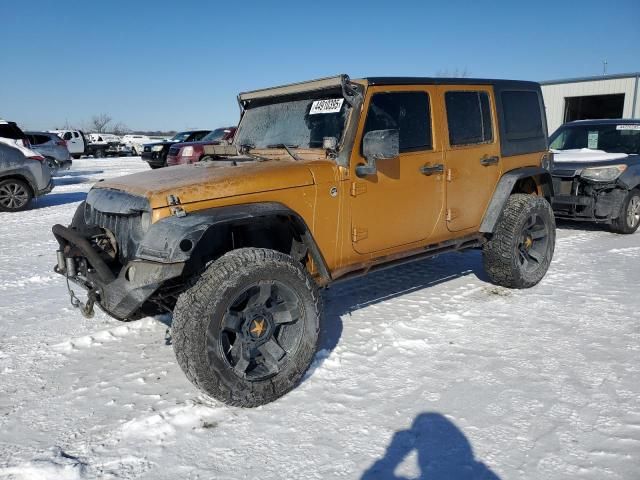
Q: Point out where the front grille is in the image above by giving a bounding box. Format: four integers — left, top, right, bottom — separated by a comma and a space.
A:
83, 189, 150, 264
144, 145, 151, 152
87, 209, 143, 262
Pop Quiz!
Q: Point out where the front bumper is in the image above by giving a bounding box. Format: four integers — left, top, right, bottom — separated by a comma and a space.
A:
551, 175, 626, 223
166, 155, 198, 166
141, 151, 165, 166
37, 179, 54, 197
52, 223, 184, 319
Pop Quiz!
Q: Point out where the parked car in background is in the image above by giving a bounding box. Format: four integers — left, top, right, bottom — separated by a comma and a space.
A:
85, 133, 132, 158
166, 127, 236, 166
0, 119, 30, 148
142, 130, 211, 168
549, 119, 640, 233
121, 134, 152, 156
25, 131, 72, 171
49, 129, 87, 159
0, 142, 53, 212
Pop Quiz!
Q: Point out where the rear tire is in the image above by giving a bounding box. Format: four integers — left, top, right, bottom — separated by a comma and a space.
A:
611, 189, 640, 234
0, 179, 33, 212
483, 194, 555, 289
172, 248, 321, 407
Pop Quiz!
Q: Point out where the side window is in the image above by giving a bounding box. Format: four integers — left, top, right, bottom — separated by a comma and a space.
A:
73, 132, 79, 138
501, 91, 543, 140
63, 132, 72, 141
445, 91, 493, 146
363, 91, 432, 152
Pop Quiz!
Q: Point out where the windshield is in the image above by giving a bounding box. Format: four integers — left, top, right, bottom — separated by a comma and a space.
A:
202, 128, 227, 142
235, 96, 350, 149
171, 132, 192, 142
550, 123, 640, 155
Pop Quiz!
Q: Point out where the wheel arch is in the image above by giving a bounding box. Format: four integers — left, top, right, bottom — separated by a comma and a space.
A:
480, 166, 553, 233
137, 202, 331, 284
0, 172, 37, 196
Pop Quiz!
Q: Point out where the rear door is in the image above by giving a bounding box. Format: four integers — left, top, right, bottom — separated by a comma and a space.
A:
443, 86, 501, 232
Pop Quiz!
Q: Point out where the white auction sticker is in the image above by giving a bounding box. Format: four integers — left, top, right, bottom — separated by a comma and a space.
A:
309, 98, 344, 114
616, 124, 640, 130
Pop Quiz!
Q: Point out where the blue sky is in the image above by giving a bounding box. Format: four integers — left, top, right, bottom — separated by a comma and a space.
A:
1, 0, 638, 132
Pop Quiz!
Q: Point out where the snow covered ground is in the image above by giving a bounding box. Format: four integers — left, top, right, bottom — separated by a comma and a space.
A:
0, 157, 639, 479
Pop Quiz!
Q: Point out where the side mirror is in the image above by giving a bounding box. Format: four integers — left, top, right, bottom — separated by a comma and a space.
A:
356, 129, 399, 177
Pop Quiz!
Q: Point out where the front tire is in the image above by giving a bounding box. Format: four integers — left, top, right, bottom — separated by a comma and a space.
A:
611, 189, 640, 234
172, 248, 321, 407
483, 194, 555, 289
0, 179, 33, 212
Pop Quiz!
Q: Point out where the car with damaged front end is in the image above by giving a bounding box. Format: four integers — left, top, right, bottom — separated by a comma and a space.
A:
549, 119, 640, 233
53, 74, 555, 407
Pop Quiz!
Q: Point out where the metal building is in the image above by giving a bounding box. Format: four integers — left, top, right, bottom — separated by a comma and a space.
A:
541, 72, 640, 134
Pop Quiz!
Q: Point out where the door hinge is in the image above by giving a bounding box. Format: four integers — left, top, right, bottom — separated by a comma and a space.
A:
350, 182, 367, 197
352, 226, 368, 242
446, 208, 460, 222
446, 169, 453, 182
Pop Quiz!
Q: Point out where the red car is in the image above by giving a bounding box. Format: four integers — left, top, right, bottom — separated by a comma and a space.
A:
166, 127, 236, 166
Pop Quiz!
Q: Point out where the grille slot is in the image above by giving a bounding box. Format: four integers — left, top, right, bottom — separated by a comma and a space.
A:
88, 208, 143, 262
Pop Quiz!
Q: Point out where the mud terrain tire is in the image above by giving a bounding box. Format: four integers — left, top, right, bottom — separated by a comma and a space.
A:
172, 248, 321, 407
611, 188, 640, 234
483, 194, 555, 289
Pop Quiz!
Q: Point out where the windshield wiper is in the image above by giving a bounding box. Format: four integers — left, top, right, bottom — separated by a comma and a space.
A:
266, 143, 301, 161
238, 143, 269, 162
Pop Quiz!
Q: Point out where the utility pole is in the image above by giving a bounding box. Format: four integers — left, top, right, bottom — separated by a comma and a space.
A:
603, 60, 608, 75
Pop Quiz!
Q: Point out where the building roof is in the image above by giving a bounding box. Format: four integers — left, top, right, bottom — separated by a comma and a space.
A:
541, 72, 640, 86
564, 118, 640, 126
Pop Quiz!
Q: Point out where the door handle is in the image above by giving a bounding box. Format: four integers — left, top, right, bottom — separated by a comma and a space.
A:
420, 163, 444, 176
480, 156, 499, 166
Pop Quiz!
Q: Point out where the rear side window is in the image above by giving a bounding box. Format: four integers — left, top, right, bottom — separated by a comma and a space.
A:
501, 91, 543, 140
0, 122, 25, 140
363, 91, 432, 152
29, 134, 50, 145
445, 91, 493, 146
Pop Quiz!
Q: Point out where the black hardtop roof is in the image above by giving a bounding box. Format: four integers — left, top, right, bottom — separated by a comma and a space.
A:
364, 77, 540, 89
564, 118, 640, 126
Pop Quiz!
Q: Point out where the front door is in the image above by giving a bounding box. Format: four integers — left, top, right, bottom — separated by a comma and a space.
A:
350, 86, 445, 254
442, 86, 502, 232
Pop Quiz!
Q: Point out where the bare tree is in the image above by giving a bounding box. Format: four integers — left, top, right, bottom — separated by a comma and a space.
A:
435, 67, 470, 78
111, 122, 130, 136
90, 113, 112, 133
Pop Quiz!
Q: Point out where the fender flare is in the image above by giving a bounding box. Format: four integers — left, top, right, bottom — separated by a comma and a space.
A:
479, 167, 553, 233
136, 202, 331, 283
617, 164, 640, 191
0, 168, 38, 195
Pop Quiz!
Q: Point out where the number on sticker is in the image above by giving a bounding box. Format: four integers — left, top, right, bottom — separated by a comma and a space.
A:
616, 124, 640, 131
309, 99, 344, 115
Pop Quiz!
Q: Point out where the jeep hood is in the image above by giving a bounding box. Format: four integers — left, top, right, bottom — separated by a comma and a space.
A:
93, 160, 315, 209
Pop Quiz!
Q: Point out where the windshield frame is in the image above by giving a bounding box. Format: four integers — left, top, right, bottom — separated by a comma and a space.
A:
234, 88, 357, 163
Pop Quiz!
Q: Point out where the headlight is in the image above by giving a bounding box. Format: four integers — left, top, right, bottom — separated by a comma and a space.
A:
580, 164, 627, 182
181, 146, 194, 156
152, 145, 164, 152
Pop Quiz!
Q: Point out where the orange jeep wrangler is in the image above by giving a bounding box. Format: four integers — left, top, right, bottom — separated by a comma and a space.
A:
53, 75, 555, 407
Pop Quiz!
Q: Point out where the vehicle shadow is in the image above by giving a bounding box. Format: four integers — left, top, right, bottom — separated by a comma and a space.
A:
361, 412, 501, 480
32, 191, 88, 208
556, 219, 611, 233
53, 176, 94, 186
311, 249, 486, 372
